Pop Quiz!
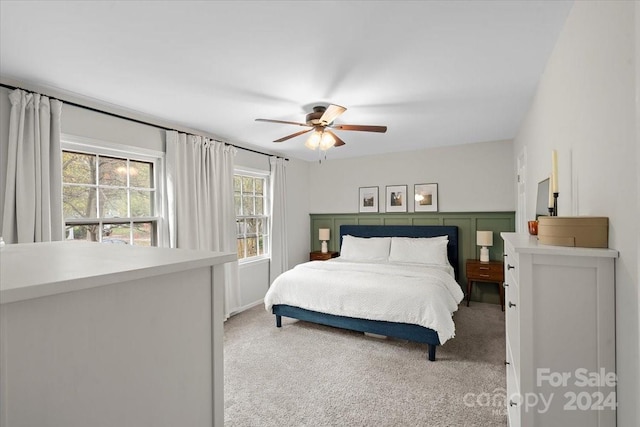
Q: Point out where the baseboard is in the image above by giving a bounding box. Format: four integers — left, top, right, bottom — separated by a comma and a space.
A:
229, 299, 263, 317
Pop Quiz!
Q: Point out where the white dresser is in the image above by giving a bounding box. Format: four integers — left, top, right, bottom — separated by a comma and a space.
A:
501, 233, 617, 427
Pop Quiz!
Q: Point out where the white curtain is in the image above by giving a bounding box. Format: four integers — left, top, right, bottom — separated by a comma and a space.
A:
165, 130, 240, 318
1, 89, 63, 243
269, 156, 288, 283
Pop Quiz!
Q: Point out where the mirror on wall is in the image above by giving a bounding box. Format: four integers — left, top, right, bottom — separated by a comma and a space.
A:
536, 177, 550, 219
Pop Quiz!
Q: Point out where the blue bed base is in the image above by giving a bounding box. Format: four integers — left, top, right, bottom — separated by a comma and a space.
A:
273, 305, 440, 361
273, 225, 459, 362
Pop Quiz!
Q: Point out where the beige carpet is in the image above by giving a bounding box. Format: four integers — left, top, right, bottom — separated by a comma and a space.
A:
224, 302, 507, 427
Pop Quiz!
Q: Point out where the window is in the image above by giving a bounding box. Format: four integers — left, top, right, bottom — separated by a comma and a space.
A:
235, 172, 269, 261
62, 143, 161, 246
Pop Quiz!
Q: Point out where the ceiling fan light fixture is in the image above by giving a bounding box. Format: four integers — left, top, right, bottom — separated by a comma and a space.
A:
256, 103, 386, 151
319, 132, 336, 151
305, 130, 322, 150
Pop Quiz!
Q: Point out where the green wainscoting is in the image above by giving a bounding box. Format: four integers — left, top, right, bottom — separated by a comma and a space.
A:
309, 212, 516, 305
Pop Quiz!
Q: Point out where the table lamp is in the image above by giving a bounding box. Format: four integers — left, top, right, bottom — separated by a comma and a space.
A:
319, 228, 330, 253
477, 230, 493, 263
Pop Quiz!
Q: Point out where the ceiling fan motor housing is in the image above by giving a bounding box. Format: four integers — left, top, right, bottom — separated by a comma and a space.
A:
306, 106, 327, 125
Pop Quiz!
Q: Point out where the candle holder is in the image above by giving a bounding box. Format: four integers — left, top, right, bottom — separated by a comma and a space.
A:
548, 207, 555, 216
553, 192, 559, 217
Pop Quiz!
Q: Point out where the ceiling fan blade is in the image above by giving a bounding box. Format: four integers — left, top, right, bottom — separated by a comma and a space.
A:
273, 128, 313, 142
324, 130, 346, 147
256, 118, 311, 127
331, 124, 387, 133
319, 104, 346, 125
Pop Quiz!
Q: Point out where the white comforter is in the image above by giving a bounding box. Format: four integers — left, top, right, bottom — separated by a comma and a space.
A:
264, 260, 464, 344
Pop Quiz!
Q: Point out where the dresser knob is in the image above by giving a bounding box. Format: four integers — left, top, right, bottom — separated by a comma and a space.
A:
503, 253, 508, 258
510, 399, 518, 407
509, 301, 516, 308
507, 264, 515, 270
503, 283, 509, 288
504, 360, 510, 365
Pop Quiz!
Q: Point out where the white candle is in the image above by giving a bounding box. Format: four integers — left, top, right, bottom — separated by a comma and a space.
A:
548, 174, 553, 208
551, 150, 558, 193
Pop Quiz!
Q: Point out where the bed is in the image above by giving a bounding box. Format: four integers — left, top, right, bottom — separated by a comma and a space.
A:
264, 225, 463, 361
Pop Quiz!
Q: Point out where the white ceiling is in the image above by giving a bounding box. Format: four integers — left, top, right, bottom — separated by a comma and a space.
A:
0, 1, 573, 162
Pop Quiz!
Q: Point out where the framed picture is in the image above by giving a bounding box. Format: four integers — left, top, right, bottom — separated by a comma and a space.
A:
385, 185, 407, 212
414, 183, 438, 212
358, 186, 379, 213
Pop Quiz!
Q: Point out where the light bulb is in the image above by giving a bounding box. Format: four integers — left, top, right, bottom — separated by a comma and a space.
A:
319, 132, 335, 151
305, 131, 322, 150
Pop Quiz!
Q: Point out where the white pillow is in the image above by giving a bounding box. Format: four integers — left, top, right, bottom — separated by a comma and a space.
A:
388, 236, 449, 265
340, 235, 391, 262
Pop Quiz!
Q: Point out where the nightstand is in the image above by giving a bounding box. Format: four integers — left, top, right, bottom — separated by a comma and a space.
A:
309, 251, 339, 261
466, 259, 505, 310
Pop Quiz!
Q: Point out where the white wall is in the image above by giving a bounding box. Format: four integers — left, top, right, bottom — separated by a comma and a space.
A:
307, 140, 515, 213
235, 147, 270, 172
513, 2, 638, 425
235, 259, 270, 313
63, 104, 164, 153
284, 158, 311, 267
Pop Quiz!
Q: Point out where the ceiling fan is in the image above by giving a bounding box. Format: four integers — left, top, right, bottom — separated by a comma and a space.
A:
255, 104, 387, 150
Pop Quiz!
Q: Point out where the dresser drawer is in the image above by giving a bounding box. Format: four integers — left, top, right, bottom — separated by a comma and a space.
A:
503, 244, 520, 374
309, 251, 339, 261
506, 360, 521, 427
503, 248, 519, 288
505, 280, 520, 371
503, 237, 521, 427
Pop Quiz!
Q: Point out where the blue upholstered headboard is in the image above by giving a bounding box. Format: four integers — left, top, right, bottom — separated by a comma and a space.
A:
339, 225, 459, 280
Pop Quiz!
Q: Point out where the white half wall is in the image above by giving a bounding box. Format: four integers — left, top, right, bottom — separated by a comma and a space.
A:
307, 140, 515, 214
513, 2, 639, 425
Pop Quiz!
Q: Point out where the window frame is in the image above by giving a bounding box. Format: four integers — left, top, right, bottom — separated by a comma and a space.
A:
61, 134, 165, 247
234, 168, 270, 264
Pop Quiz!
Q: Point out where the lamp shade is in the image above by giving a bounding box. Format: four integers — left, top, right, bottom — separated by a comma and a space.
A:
476, 231, 493, 247
319, 228, 330, 241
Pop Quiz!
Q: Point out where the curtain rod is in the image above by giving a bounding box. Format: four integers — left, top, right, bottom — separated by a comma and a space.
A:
0, 82, 289, 161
